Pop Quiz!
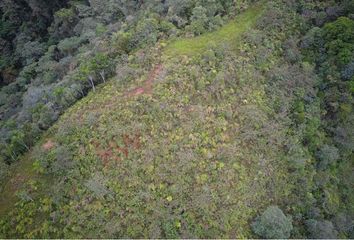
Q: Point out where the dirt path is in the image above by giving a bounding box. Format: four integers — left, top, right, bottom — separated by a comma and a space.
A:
125, 63, 164, 97
97, 63, 164, 112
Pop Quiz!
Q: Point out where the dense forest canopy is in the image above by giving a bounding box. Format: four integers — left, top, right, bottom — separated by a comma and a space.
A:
0, 0, 353, 238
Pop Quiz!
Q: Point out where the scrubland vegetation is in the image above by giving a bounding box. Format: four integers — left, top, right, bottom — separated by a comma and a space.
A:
0, 0, 353, 238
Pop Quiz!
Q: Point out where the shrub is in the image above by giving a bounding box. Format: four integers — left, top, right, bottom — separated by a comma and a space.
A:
283, 38, 301, 63
52, 84, 82, 109
31, 103, 59, 130
300, 27, 322, 51
287, 143, 308, 169
165, 0, 195, 21
0, 19, 16, 38
84, 173, 110, 198
315, 144, 339, 170
159, 20, 177, 36
18, 41, 46, 66
73, 18, 98, 39
208, 15, 223, 31
0, 160, 9, 190
49, 7, 78, 41
17, 63, 37, 85
75, 52, 113, 91
323, 17, 354, 66
1, 129, 29, 163
189, 6, 208, 35
341, 61, 354, 81
332, 122, 354, 151
252, 206, 293, 239
133, 18, 160, 48
306, 219, 338, 239
88, 0, 125, 22
52, 145, 74, 174
22, 86, 46, 110
333, 213, 354, 235
1, 82, 20, 95
58, 36, 86, 56
112, 31, 133, 54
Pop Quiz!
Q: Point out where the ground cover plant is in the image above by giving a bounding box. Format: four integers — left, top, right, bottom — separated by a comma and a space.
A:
0, 0, 353, 238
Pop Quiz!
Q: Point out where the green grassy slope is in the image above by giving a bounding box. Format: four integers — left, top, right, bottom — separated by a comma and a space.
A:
0, 3, 296, 238
165, 2, 264, 57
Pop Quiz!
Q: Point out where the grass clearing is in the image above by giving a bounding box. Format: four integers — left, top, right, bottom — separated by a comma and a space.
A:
164, 2, 265, 57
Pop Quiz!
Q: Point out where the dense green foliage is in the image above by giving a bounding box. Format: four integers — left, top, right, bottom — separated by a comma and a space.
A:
252, 206, 293, 238
0, 0, 353, 238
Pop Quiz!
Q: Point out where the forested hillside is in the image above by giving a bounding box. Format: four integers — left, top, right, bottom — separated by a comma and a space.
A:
0, 0, 353, 238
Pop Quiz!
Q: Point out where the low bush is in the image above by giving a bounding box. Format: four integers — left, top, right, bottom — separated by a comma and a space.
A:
252, 206, 293, 239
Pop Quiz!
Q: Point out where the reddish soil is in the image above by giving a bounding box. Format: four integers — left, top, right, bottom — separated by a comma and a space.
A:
90, 134, 141, 168
82, 63, 164, 115
9, 174, 26, 190
125, 64, 163, 97
42, 139, 55, 150
91, 64, 162, 166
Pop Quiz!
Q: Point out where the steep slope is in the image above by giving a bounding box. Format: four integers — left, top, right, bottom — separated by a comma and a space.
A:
1, 4, 273, 238
1, 0, 353, 238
